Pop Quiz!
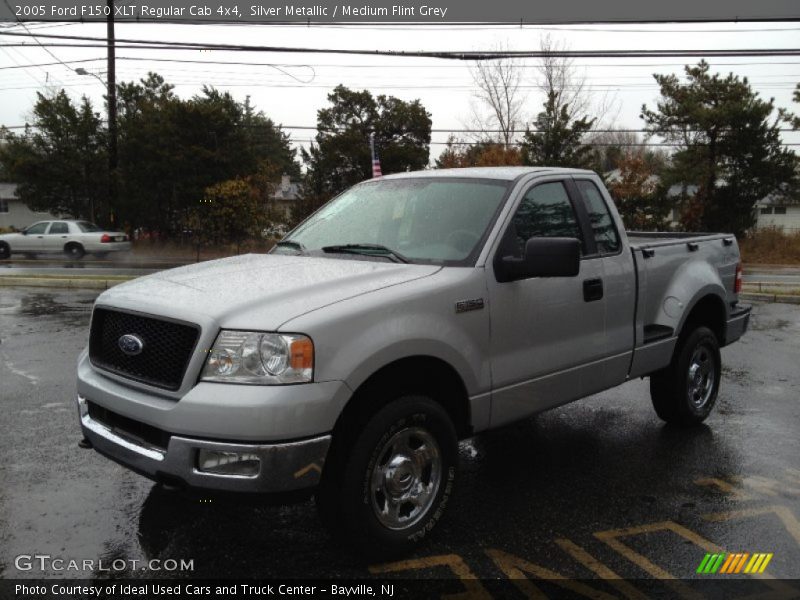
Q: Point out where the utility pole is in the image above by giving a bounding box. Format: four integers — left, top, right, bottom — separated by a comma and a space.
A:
106, 0, 117, 224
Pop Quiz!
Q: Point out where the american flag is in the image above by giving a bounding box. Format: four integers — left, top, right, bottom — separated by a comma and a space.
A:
370, 132, 382, 178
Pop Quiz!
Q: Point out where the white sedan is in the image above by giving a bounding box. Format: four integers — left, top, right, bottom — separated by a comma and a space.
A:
0, 220, 131, 260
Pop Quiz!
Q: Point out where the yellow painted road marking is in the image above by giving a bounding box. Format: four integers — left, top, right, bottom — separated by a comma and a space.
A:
486, 548, 617, 600
554, 538, 649, 600
702, 505, 800, 547
369, 554, 491, 600
694, 477, 754, 500
595, 521, 723, 600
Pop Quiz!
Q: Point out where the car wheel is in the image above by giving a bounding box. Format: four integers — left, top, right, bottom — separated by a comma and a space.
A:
650, 326, 721, 426
64, 243, 85, 259
0, 242, 10, 260
316, 394, 457, 556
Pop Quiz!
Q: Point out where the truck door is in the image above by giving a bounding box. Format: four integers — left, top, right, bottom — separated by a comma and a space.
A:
571, 177, 637, 386
486, 178, 608, 428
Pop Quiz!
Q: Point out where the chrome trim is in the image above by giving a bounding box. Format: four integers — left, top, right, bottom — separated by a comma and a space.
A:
78, 395, 165, 461
78, 395, 331, 492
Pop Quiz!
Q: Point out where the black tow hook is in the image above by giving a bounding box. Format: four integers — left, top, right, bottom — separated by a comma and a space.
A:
78, 437, 93, 449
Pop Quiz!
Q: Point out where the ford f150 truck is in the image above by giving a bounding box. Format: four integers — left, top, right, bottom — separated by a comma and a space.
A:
76, 167, 750, 553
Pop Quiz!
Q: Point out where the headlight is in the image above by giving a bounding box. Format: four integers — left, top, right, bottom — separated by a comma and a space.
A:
201, 330, 313, 384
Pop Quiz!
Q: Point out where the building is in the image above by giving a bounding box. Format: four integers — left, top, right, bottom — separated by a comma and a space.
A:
0, 183, 60, 230
754, 190, 800, 233
269, 174, 302, 221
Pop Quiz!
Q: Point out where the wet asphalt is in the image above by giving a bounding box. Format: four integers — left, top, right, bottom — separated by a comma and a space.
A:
1, 288, 799, 592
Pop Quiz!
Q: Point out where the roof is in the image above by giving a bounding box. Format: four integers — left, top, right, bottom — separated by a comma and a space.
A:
755, 186, 800, 207
381, 166, 595, 182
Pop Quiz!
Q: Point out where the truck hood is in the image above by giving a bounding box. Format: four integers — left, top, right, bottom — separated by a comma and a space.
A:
98, 253, 441, 330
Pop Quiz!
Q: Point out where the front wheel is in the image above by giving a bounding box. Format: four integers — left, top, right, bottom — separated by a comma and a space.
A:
0, 242, 9, 260
316, 395, 458, 556
650, 326, 721, 426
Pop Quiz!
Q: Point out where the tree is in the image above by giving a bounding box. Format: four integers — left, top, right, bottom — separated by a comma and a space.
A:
0, 90, 106, 221
436, 137, 522, 168
468, 47, 526, 147
302, 85, 432, 199
587, 129, 669, 175
520, 37, 598, 168
521, 90, 595, 168
115, 73, 298, 234
788, 83, 800, 130
606, 153, 672, 230
186, 178, 269, 250
641, 61, 798, 235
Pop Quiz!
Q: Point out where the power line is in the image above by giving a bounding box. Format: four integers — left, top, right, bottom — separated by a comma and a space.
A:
8, 56, 799, 71
0, 56, 105, 70
2, 31, 800, 59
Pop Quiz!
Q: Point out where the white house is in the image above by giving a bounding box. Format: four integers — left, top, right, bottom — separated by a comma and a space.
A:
754, 190, 800, 233
0, 183, 59, 230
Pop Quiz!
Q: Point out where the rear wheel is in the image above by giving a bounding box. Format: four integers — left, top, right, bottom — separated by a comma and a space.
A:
650, 326, 721, 426
0, 242, 9, 260
316, 394, 457, 556
64, 243, 85, 259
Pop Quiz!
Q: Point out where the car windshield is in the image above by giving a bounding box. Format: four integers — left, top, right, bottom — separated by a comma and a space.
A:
282, 178, 510, 264
76, 221, 102, 232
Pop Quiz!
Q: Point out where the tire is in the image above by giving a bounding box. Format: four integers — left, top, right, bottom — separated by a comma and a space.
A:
650, 326, 721, 426
0, 242, 9, 260
64, 243, 85, 259
316, 395, 458, 556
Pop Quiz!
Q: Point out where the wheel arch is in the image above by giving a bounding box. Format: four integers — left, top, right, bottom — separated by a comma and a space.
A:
676, 291, 727, 345
333, 355, 473, 442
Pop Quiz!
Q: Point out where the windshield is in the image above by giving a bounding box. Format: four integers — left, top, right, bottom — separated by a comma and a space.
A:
76, 221, 102, 232
283, 178, 510, 264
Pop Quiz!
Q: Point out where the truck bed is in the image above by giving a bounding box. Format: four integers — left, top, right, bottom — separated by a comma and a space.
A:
625, 230, 740, 379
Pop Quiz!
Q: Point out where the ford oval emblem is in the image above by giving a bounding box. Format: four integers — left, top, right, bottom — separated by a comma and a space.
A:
118, 334, 144, 356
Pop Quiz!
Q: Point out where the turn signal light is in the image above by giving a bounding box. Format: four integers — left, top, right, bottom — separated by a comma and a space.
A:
290, 338, 314, 370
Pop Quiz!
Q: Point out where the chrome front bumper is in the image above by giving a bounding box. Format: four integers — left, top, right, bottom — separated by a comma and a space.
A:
78, 395, 331, 493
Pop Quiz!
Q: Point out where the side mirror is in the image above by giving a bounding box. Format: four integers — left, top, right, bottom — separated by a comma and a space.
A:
20, 229, 28, 235
497, 237, 581, 282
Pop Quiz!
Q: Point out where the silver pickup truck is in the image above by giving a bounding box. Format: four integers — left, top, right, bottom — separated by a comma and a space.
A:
76, 167, 750, 553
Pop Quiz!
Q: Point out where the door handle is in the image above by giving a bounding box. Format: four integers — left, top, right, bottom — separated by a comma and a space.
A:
583, 278, 604, 302
61, 235, 67, 238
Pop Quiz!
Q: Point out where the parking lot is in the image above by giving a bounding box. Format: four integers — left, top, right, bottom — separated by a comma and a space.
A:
1, 287, 799, 596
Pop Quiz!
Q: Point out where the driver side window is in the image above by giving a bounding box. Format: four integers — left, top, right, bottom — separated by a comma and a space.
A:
504, 182, 582, 257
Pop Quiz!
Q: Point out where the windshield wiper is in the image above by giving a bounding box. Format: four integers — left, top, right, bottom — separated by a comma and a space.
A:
274, 240, 307, 253
321, 243, 410, 264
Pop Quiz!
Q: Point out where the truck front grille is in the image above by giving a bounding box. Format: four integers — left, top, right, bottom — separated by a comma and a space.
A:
89, 307, 200, 391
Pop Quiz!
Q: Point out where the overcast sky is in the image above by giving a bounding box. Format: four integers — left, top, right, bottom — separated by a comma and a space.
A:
1, 21, 798, 163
